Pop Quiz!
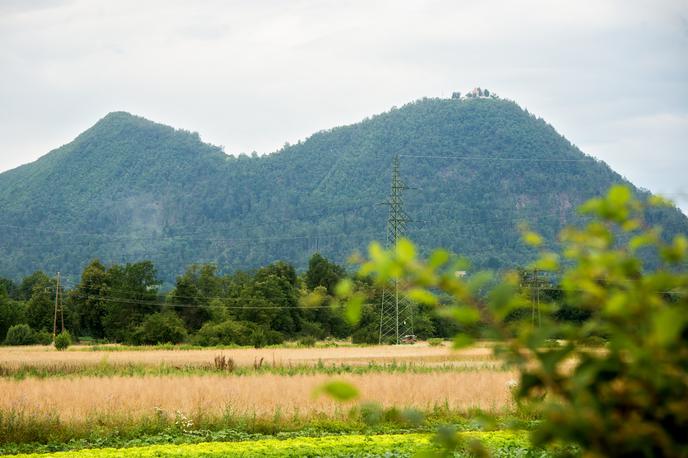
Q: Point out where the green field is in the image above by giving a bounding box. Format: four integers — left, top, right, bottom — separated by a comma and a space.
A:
11, 431, 538, 457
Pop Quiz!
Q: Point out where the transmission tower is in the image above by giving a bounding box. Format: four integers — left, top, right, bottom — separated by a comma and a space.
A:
52, 272, 65, 339
379, 155, 415, 344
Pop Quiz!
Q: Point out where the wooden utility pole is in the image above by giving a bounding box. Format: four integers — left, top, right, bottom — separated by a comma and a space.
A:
53, 272, 64, 339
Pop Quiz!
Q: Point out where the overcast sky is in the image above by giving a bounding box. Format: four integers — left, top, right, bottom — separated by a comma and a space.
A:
1, 0, 687, 212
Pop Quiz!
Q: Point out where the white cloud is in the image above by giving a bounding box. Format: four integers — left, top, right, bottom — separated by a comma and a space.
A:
0, 0, 686, 211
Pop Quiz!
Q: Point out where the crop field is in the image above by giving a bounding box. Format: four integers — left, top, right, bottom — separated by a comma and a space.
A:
0, 343, 533, 457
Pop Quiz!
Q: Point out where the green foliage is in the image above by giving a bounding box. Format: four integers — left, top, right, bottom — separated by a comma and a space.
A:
133, 312, 187, 345
305, 253, 345, 294
4, 324, 37, 345
193, 319, 256, 346
24, 275, 54, 332
343, 186, 688, 457
3, 432, 539, 458
0, 286, 25, 341
316, 380, 360, 401
53, 331, 72, 351
2, 101, 686, 283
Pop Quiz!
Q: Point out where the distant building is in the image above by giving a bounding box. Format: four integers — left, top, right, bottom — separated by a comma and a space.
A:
451, 91, 461, 99
463, 87, 494, 99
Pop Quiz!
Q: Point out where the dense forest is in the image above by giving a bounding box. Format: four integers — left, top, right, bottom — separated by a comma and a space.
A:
0, 253, 461, 346
1, 96, 686, 285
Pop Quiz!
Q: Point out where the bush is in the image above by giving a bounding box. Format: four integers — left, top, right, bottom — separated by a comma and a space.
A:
35, 330, 53, 345
54, 331, 72, 350
194, 320, 249, 346
351, 325, 378, 344
345, 186, 688, 456
4, 324, 36, 345
428, 338, 444, 347
134, 312, 187, 345
298, 336, 317, 347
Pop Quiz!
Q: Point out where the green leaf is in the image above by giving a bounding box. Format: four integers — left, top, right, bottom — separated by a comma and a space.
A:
344, 294, 364, 324
523, 231, 543, 247
334, 278, 353, 298
395, 238, 416, 263
428, 249, 450, 268
653, 307, 685, 346
453, 306, 480, 325
407, 288, 438, 305
608, 185, 631, 207
316, 380, 359, 401
533, 252, 559, 271
453, 334, 474, 349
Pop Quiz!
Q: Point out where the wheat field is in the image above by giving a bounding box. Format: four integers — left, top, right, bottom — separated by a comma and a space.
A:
0, 371, 515, 422
0, 343, 497, 373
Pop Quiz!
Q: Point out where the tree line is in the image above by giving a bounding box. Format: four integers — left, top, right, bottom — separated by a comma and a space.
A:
0, 253, 460, 347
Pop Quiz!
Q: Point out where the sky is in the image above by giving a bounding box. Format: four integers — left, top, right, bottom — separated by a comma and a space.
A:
1, 0, 687, 212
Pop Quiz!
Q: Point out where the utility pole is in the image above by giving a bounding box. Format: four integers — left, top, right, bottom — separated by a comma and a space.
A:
522, 268, 547, 327
53, 272, 64, 339
379, 155, 415, 344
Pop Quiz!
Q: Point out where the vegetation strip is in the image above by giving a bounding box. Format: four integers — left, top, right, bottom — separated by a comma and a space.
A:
9, 431, 532, 457
0, 361, 504, 379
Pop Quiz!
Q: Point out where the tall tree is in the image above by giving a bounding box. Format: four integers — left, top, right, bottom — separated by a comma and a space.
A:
72, 260, 109, 339
24, 274, 54, 332
305, 253, 345, 294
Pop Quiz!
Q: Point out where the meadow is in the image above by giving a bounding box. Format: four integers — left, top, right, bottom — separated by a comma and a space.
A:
0, 342, 532, 456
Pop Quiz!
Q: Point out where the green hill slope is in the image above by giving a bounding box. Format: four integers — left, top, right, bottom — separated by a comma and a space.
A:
1, 97, 686, 282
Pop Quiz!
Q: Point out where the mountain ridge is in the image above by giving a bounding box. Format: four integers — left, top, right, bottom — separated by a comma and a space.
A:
1, 96, 686, 283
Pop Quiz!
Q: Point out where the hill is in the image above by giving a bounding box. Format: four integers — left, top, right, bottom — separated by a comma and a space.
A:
1, 96, 686, 283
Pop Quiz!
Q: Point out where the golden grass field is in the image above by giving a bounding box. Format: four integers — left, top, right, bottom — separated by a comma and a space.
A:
0, 343, 498, 371
0, 371, 515, 422
0, 343, 514, 435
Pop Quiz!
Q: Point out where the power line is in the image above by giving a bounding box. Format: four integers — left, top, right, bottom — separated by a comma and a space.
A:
399, 154, 599, 162
69, 292, 338, 310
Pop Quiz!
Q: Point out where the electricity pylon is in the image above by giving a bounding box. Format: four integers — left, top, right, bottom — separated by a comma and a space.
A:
379, 155, 414, 344
52, 272, 65, 339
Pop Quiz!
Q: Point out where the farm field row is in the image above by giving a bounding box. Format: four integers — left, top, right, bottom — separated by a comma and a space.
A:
10, 431, 536, 457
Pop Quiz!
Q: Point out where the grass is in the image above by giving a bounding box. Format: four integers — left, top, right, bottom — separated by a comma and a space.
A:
0, 343, 500, 378
0, 359, 506, 379
0, 342, 493, 368
8, 431, 541, 457
0, 343, 528, 455
0, 372, 515, 421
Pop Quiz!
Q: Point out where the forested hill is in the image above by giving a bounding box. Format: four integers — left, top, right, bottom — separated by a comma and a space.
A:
1, 96, 686, 283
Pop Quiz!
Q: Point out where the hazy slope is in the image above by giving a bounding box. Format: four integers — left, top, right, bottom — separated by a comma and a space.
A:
1, 97, 685, 282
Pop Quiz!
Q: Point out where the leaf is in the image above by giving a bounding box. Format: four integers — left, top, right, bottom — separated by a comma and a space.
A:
652, 307, 685, 346
407, 288, 438, 305
608, 185, 631, 207
452, 306, 480, 325
523, 231, 543, 247
344, 293, 364, 324
334, 278, 353, 298
316, 380, 359, 401
428, 249, 450, 268
395, 238, 416, 263
533, 252, 559, 271
453, 334, 474, 349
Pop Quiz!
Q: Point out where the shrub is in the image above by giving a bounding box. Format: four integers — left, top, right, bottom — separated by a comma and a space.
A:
428, 338, 444, 347
35, 330, 53, 345
298, 336, 317, 347
135, 312, 187, 345
344, 186, 688, 456
4, 324, 36, 345
250, 328, 267, 348
54, 331, 72, 351
194, 320, 249, 346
